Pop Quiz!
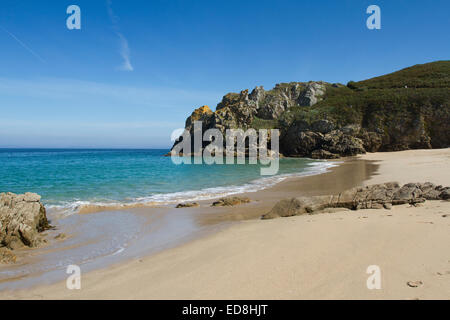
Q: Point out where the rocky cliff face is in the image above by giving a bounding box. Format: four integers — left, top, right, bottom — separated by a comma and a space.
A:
171, 61, 450, 158
0, 192, 50, 263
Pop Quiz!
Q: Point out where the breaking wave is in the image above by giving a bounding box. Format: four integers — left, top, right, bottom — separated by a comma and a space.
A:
46, 161, 339, 216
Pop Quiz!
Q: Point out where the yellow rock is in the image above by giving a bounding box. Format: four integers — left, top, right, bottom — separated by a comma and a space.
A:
190, 105, 212, 121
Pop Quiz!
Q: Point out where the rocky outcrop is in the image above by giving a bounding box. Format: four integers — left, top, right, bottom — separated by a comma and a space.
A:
281, 123, 366, 158
298, 81, 326, 106
310, 149, 340, 159
0, 192, 50, 251
175, 202, 199, 208
170, 62, 449, 159
214, 90, 258, 132
211, 197, 251, 207
261, 197, 325, 219
262, 182, 450, 219
440, 188, 450, 200
185, 105, 213, 131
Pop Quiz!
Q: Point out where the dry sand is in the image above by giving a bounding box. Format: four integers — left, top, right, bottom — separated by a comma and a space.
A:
361, 148, 450, 186
1, 149, 449, 299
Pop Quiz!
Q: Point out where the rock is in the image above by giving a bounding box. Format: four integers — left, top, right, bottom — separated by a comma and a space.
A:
262, 196, 332, 219
262, 198, 307, 219
383, 202, 392, 210
298, 81, 326, 106
249, 86, 265, 105
23, 192, 41, 202
310, 149, 340, 159
358, 130, 383, 152
170, 62, 450, 159
393, 183, 425, 205
281, 123, 367, 158
0, 192, 50, 251
185, 105, 213, 130
211, 197, 251, 207
322, 130, 366, 156
54, 233, 67, 240
352, 182, 400, 209
0, 247, 16, 264
175, 202, 199, 208
214, 91, 259, 131
439, 188, 450, 200
281, 126, 322, 157
169, 62, 449, 160
418, 182, 442, 200
255, 83, 307, 120
311, 120, 335, 134
257, 94, 289, 119
340, 124, 361, 135
262, 182, 450, 219
389, 182, 450, 202
320, 207, 351, 214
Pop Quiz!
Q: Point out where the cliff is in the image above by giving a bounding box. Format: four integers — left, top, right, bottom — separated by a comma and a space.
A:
171, 61, 450, 158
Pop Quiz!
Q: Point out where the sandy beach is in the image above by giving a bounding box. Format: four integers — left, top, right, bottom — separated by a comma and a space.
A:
1, 148, 449, 299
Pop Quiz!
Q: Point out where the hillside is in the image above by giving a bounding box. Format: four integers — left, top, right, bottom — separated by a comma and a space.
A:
171, 61, 450, 159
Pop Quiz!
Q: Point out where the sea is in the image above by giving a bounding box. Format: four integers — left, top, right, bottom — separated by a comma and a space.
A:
0, 148, 337, 288
0, 148, 336, 214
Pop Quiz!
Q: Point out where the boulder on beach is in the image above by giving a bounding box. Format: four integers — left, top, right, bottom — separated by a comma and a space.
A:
0, 247, 16, 264
0, 192, 50, 252
262, 198, 309, 219
211, 197, 251, 207
262, 182, 450, 219
175, 202, 199, 208
438, 187, 450, 200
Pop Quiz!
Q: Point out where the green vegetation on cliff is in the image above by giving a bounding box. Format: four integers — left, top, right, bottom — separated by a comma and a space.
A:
281, 61, 450, 151
287, 61, 449, 126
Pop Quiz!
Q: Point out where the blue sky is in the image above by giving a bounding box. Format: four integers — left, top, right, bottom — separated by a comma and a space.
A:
0, 0, 448, 148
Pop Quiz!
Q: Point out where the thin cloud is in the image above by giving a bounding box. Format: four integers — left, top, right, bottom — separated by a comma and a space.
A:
117, 33, 133, 71
106, 0, 134, 71
0, 25, 45, 63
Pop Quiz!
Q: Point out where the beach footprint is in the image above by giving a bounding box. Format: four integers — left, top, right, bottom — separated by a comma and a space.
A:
407, 280, 423, 288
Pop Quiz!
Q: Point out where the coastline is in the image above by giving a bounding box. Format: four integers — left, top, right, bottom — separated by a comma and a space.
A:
0, 156, 353, 288
1, 149, 449, 299
197, 157, 377, 225
48, 158, 338, 216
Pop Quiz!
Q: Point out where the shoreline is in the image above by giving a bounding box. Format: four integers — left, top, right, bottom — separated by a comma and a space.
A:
197, 157, 377, 225
1, 149, 449, 299
0, 156, 374, 290
47, 158, 338, 216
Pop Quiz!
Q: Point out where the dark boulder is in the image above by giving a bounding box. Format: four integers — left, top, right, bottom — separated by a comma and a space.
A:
176, 202, 199, 208
310, 149, 340, 159
212, 197, 251, 207
311, 119, 335, 134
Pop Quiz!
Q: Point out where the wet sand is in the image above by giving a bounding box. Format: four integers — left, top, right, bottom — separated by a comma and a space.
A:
1, 149, 449, 299
197, 158, 377, 224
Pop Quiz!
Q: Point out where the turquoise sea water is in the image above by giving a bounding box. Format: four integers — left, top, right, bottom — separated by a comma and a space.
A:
0, 149, 335, 213
0, 149, 337, 288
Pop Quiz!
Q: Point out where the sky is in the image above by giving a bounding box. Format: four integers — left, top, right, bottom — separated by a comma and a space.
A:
0, 0, 448, 148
